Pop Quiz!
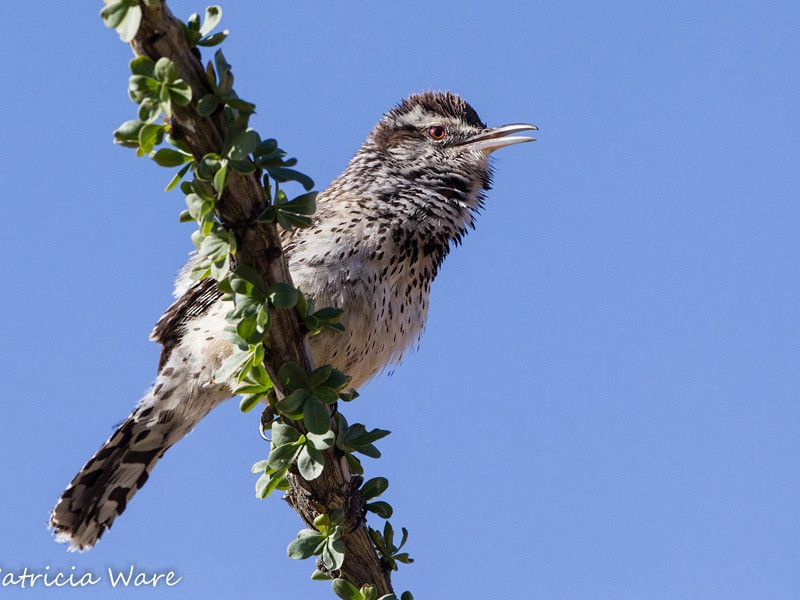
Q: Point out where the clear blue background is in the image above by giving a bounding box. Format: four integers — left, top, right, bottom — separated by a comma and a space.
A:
1, 1, 798, 598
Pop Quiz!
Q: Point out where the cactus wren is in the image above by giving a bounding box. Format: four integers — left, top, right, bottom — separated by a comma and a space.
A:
50, 91, 537, 550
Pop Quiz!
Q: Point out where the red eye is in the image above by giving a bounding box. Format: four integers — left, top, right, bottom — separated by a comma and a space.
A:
428, 125, 446, 140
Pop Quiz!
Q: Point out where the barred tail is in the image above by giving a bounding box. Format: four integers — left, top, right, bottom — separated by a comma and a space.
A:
50, 351, 230, 551
49, 404, 173, 551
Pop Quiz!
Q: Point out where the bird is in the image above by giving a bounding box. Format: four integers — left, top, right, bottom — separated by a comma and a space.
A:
50, 90, 537, 550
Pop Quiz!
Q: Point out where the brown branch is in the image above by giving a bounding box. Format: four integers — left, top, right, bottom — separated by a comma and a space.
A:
129, 2, 392, 595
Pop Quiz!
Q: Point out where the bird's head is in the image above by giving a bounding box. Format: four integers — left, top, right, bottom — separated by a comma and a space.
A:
320, 91, 536, 271
366, 91, 537, 207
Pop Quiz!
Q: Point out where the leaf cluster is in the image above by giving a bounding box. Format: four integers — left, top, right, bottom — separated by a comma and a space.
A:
101, 0, 160, 43
275, 362, 350, 435
287, 513, 346, 571
297, 292, 348, 337
183, 5, 228, 48
129, 56, 192, 124
369, 523, 413, 572
196, 50, 255, 117
331, 580, 414, 600
336, 414, 390, 475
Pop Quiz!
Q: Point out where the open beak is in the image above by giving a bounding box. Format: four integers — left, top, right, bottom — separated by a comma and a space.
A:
456, 123, 538, 153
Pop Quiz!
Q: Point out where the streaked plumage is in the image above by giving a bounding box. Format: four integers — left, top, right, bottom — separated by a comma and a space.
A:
50, 91, 536, 550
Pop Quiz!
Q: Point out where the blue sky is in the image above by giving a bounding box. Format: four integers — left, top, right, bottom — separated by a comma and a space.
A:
1, 1, 799, 598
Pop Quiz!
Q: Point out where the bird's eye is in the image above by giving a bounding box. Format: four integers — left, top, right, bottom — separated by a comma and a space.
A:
428, 125, 446, 140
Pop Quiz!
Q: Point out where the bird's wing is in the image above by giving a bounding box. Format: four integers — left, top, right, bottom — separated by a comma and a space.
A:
150, 225, 300, 370
150, 276, 221, 369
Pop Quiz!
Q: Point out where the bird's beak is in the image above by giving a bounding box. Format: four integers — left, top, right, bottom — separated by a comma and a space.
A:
456, 123, 538, 153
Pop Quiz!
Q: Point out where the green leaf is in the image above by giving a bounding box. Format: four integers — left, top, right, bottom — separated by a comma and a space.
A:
101, 0, 142, 42
230, 264, 267, 298
255, 467, 287, 499
100, 0, 130, 29
168, 80, 192, 106
129, 74, 159, 102
312, 386, 340, 405
238, 395, 262, 413
257, 206, 276, 224
228, 129, 259, 161
278, 361, 309, 389
187, 12, 201, 31
190, 263, 211, 281
223, 95, 255, 113
214, 49, 233, 86
356, 444, 381, 459
362, 587, 378, 600
158, 95, 173, 119
284, 191, 317, 215
255, 138, 278, 158
323, 368, 350, 390
321, 538, 345, 571
267, 167, 314, 191
116, 4, 142, 42
272, 423, 302, 446
309, 365, 333, 389
256, 304, 270, 328
214, 349, 250, 382
234, 382, 269, 395
185, 193, 212, 221
137, 98, 162, 124
196, 93, 219, 117
276, 389, 308, 417
338, 388, 360, 402
306, 430, 335, 451
165, 162, 193, 191
129, 55, 155, 77
200, 5, 222, 36
152, 148, 191, 167
314, 513, 331, 531
154, 57, 178, 83
345, 452, 364, 475
228, 159, 255, 174
217, 71, 234, 97
304, 314, 320, 331
360, 477, 389, 501
197, 31, 228, 47
276, 211, 313, 230
400, 592, 414, 600
287, 530, 326, 560
397, 526, 408, 550
314, 306, 344, 322
213, 162, 229, 196
297, 445, 324, 480
251, 342, 265, 369
311, 570, 333, 581
138, 123, 164, 154
267, 442, 300, 470
167, 136, 191, 154
113, 119, 144, 148
304, 398, 330, 435
197, 153, 221, 180
235, 317, 258, 344
251, 459, 269, 474
267, 283, 298, 308
199, 227, 233, 261
348, 427, 391, 447
365, 501, 393, 519
332, 579, 362, 600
